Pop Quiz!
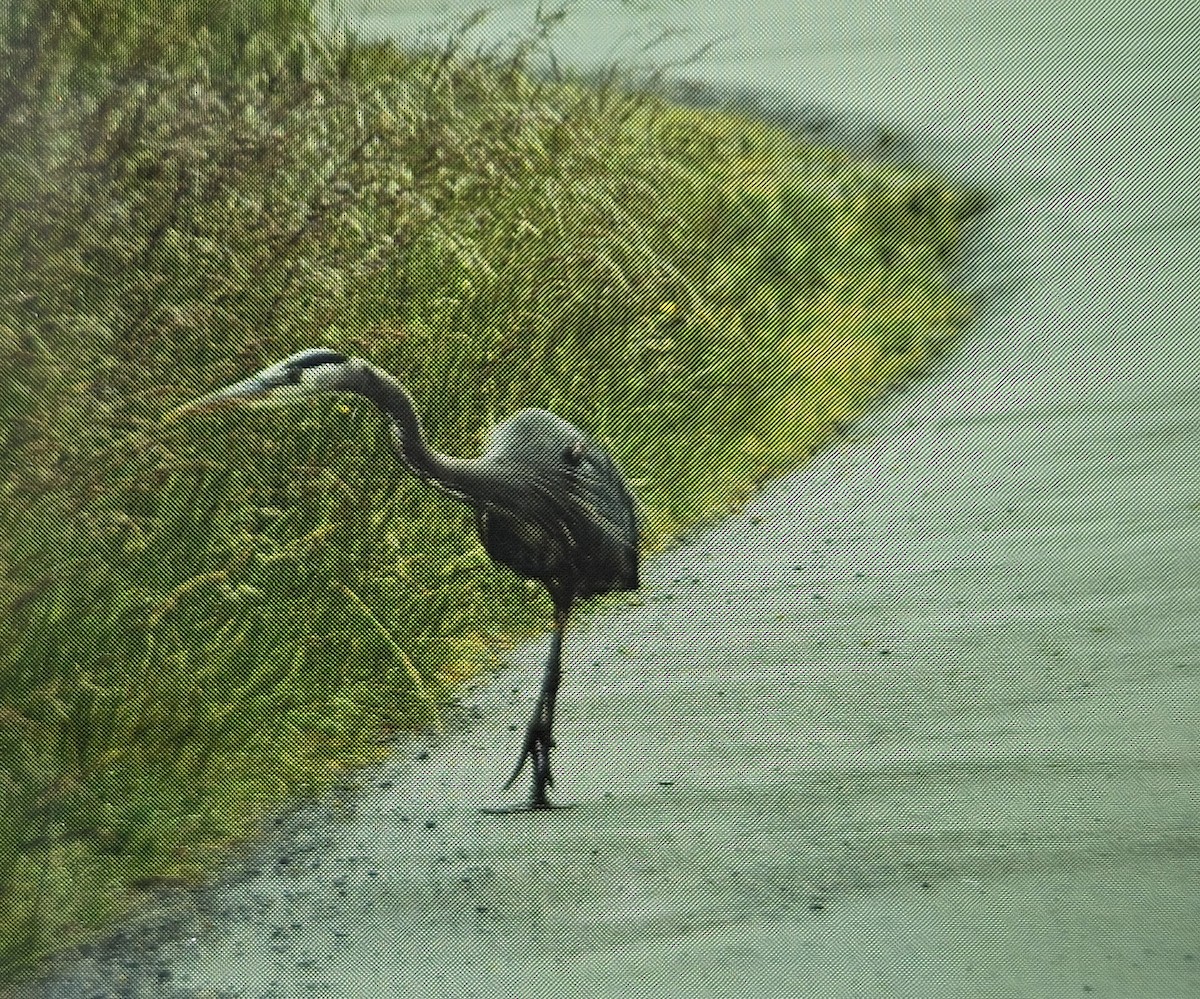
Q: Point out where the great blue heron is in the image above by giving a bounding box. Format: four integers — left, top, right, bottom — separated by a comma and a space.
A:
171, 348, 640, 810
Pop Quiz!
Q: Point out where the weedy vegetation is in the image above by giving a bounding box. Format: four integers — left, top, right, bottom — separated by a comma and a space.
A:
0, 0, 983, 984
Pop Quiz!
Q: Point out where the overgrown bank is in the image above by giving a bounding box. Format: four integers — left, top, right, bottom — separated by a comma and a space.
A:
0, 2, 981, 985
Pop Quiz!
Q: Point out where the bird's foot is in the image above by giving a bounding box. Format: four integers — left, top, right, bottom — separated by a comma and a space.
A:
502, 718, 555, 790
483, 717, 568, 812
480, 799, 577, 814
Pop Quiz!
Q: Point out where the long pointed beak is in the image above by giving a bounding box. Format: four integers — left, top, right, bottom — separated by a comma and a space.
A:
163, 367, 302, 422
162, 348, 352, 422
162, 350, 351, 423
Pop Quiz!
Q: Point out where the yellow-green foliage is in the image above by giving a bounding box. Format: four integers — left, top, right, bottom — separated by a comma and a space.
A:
0, 6, 981, 986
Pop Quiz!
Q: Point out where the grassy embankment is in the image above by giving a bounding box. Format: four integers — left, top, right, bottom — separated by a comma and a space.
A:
0, 3, 982, 986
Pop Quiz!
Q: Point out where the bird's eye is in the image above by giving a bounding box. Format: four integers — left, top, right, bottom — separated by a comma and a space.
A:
562, 442, 584, 467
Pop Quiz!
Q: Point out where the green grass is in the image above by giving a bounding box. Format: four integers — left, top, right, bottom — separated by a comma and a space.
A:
0, 5, 983, 987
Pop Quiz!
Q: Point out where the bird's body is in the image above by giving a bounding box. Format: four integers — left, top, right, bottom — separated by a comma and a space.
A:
471, 409, 639, 603
171, 349, 639, 809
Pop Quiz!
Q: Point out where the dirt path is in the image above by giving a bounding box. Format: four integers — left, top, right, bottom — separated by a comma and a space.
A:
29, 188, 1200, 996
25, 1, 1200, 995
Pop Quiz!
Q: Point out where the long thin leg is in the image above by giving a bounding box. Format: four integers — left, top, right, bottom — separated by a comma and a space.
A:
493, 600, 572, 810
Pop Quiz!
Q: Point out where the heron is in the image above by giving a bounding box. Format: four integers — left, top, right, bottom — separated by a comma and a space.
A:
170, 348, 640, 810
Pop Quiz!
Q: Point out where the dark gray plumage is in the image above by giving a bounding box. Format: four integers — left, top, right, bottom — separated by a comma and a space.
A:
172, 349, 640, 809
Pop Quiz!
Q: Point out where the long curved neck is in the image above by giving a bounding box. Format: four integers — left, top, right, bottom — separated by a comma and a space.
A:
352, 363, 436, 472
348, 362, 505, 503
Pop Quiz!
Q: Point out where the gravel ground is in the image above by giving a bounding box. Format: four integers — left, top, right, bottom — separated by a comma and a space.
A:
19, 1, 1200, 994
23, 216, 1200, 994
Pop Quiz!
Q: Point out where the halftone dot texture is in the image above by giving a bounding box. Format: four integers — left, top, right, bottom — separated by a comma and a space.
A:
12, 0, 1200, 996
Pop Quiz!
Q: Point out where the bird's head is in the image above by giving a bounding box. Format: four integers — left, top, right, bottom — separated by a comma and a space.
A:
164, 349, 356, 420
